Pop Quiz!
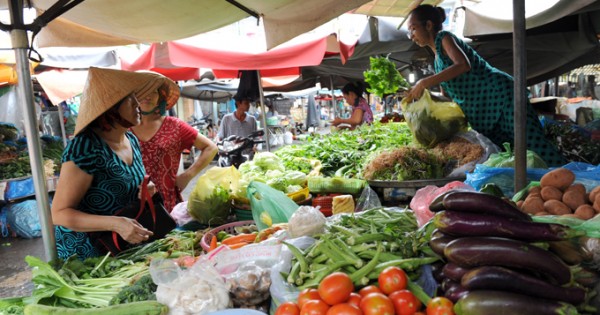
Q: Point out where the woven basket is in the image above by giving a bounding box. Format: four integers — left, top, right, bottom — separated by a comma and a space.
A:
200, 220, 255, 252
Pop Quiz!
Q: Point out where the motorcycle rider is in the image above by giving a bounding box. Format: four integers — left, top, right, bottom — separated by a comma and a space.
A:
216, 94, 258, 159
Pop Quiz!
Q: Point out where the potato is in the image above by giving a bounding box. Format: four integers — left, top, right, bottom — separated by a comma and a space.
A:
516, 200, 524, 209
567, 183, 586, 195
562, 187, 587, 211
535, 211, 550, 216
594, 195, 600, 213
544, 200, 572, 215
521, 196, 545, 214
574, 204, 595, 220
540, 168, 575, 191
589, 186, 600, 203
528, 186, 542, 195
540, 186, 563, 201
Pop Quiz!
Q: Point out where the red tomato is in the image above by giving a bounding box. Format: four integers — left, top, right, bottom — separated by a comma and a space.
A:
378, 267, 408, 295
389, 290, 420, 315
318, 272, 355, 305
359, 292, 395, 315
298, 288, 323, 309
347, 293, 362, 309
358, 285, 382, 298
276, 301, 301, 315
326, 303, 363, 315
301, 299, 330, 315
426, 297, 454, 315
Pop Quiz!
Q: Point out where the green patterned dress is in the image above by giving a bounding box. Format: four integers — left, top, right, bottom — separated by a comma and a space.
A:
434, 30, 566, 166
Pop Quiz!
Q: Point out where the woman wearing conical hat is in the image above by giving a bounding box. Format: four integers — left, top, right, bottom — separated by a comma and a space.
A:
51, 68, 166, 260
130, 72, 217, 213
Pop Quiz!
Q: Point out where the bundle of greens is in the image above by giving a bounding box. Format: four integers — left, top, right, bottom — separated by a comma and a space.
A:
362, 146, 445, 181
364, 56, 409, 99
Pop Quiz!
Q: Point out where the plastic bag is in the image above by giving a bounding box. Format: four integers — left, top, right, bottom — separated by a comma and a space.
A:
6, 199, 41, 238
171, 201, 194, 227
188, 166, 240, 226
354, 186, 382, 213
483, 142, 548, 169
444, 130, 501, 178
410, 181, 475, 227
465, 162, 600, 198
401, 89, 468, 147
269, 237, 315, 314
247, 181, 298, 231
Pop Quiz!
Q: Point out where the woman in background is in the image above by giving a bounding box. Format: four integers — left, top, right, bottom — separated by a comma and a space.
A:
331, 81, 373, 129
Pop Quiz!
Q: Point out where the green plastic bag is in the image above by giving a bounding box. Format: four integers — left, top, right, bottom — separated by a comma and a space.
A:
247, 181, 298, 231
483, 143, 548, 169
400, 89, 468, 147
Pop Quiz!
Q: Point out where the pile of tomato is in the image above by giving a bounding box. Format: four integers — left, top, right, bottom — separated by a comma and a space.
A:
274, 266, 455, 315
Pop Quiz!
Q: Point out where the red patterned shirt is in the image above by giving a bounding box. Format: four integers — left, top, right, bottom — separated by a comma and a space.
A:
133, 117, 197, 212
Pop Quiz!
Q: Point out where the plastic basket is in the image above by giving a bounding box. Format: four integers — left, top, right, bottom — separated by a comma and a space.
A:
308, 177, 365, 194
200, 220, 255, 252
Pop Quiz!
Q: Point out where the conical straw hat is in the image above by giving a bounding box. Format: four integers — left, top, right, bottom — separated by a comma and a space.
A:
74, 68, 180, 135
135, 70, 180, 110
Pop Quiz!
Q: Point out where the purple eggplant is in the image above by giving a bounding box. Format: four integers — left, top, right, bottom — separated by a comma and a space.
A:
444, 237, 571, 285
442, 190, 532, 221
434, 210, 583, 241
443, 283, 469, 303
428, 229, 456, 257
461, 266, 586, 305
442, 262, 471, 282
454, 290, 579, 315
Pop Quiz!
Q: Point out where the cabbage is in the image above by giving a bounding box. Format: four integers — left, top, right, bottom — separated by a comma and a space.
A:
253, 152, 284, 171
286, 171, 307, 186
265, 169, 284, 179
286, 185, 303, 194
187, 184, 230, 226
267, 177, 288, 192
483, 142, 548, 169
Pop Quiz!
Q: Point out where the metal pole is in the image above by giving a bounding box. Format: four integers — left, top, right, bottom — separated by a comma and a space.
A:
8, 0, 56, 262
554, 76, 559, 96
256, 70, 270, 151
57, 102, 68, 147
513, 0, 527, 194
330, 76, 335, 120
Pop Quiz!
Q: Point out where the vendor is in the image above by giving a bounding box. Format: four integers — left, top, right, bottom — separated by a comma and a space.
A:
51, 68, 163, 260
331, 81, 373, 129
404, 5, 566, 166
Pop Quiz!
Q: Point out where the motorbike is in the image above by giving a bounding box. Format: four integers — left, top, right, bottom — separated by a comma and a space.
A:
217, 129, 265, 168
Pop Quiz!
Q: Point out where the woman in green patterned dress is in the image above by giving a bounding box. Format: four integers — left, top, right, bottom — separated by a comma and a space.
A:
405, 5, 566, 166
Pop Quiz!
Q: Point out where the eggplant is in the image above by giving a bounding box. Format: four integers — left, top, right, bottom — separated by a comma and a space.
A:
434, 210, 583, 241
461, 266, 586, 305
428, 189, 473, 212
440, 277, 456, 292
443, 283, 469, 303
453, 290, 579, 315
442, 190, 532, 221
428, 229, 456, 257
441, 262, 471, 282
430, 261, 445, 282
444, 237, 572, 285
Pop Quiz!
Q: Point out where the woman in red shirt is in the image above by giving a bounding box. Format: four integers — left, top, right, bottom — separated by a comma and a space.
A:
131, 73, 217, 212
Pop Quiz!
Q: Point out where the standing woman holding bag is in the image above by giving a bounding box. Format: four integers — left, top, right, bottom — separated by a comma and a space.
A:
404, 4, 566, 166
52, 68, 165, 260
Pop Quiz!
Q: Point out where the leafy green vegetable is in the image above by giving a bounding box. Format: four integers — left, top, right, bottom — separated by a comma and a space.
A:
362, 147, 445, 181
188, 184, 230, 226
0, 297, 24, 315
483, 142, 548, 169
363, 56, 409, 99
109, 274, 157, 305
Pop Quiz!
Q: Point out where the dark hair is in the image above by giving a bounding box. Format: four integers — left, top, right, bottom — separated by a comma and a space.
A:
409, 5, 446, 33
233, 93, 254, 103
342, 81, 365, 97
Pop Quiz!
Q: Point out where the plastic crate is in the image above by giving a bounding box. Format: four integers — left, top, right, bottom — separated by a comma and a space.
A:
308, 177, 365, 194
200, 220, 255, 252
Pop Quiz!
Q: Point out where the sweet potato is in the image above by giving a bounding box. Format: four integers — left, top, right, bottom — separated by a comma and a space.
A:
562, 186, 587, 211
589, 186, 600, 203
521, 196, 545, 214
594, 194, 600, 213
540, 168, 575, 191
540, 186, 563, 201
544, 200, 572, 215
574, 204, 595, 220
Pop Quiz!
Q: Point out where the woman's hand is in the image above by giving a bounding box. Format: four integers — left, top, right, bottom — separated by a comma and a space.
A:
331, 117, 341, 126
114, 216, 154, 244
406, 79, 427, 102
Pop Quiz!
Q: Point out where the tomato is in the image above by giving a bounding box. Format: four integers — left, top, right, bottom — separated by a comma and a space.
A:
301, 299, 331, 315
276, 301, 301, 315
389, 290, 420, 315
426, 297, 454, 315
378, 266, 408, 295
318, 272, 354, 305
347, 293, 362, 309
359, 292, 395, 315
358, 285, 382, 297
326, 303, 363, 315
298, 288, 323, 309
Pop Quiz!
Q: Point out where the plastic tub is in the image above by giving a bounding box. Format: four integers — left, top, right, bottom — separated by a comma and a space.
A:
200, 220, 255, 252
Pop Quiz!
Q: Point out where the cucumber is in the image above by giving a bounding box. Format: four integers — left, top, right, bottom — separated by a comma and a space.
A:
461, 266, 586, 305
454, 290, 579, 315
434, 210, 583, 241
442, 190, 532, 221
23, 301, 168, 315
444, 237, 571, 285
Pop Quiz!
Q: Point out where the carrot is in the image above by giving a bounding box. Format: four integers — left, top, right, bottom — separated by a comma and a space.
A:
209, 235, 218, 251
228, 242, 249, 249
221, 233, 258, 245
